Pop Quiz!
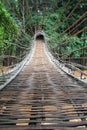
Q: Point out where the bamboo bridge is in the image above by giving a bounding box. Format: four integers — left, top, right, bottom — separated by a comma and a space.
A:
0, 0, 87, 129
0, 32, 87, 130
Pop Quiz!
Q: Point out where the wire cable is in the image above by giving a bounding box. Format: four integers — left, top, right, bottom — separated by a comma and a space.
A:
52, 0, 70, 29
54, 0, 83, 31
60, 46, 87, 58
41, 0, 47, 29
60, 11, 87, 35
44, 0, 58, 26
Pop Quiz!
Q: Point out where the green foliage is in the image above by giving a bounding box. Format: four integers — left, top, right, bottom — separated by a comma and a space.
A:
0, 1, 19, 55
43, 0, 87, 61
0, 0, 87, 65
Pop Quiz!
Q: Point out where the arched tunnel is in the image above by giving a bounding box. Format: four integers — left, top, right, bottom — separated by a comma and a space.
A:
35, 34, 45, 41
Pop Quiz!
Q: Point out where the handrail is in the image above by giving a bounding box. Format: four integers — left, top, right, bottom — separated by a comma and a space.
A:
46, 43, 87, 84
0, 40, 35, 90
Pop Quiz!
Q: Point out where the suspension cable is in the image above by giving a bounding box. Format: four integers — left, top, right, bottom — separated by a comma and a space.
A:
60, 46, 87, 58
41, 0, 47, 29
2, 40, 30, 50
52, 0, 70, 29
15, 37, 31, 48
0, 31, 31, 50
20, 1, 33, 35
15, 0, 34, 35
52, 27, 87, 48
34, 0, 39, 31
54, 0, 83, 31
69, 27, 87, 37
52, 11, 87, 43
67, 18, 87, 36
25, 1, 35, 34
1, 24, 31, 49
60, 11, 87, 35
18, 0, 34, 35
45, 0, 58, 25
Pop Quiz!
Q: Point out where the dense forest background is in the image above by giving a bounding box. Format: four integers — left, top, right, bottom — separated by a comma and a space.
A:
0, 0, 87, 66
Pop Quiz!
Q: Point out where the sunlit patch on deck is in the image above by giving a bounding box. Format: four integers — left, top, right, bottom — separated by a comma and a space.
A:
16, 118, 29, 126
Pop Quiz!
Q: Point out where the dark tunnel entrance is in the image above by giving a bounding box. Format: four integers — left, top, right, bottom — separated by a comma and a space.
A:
36, 34, 45, 41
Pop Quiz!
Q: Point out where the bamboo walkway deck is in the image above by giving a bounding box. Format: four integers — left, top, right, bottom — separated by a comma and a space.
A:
0, 40, 87, 130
